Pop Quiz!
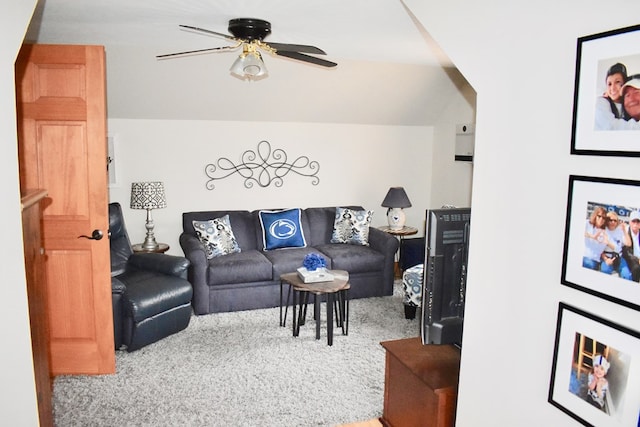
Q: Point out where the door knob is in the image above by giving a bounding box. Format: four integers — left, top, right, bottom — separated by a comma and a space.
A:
78, 229, 104, 240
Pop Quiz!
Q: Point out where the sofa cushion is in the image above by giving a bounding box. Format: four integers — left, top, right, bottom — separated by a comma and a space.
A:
258, 208, 307, 250
262, 246, 320, 278
315, 243, 385, 274
207, 250, 273, 285
305, 206, 366, 246
304, 207, 337, 246
192, 215, 241, 259
330, 207, 373, 246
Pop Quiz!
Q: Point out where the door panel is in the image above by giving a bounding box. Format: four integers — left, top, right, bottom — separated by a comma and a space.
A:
37, 122, 89, 217
16, 44, 115, 375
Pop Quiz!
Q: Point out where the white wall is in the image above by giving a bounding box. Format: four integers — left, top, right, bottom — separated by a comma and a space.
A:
107, 120, 447, 252
406, 0, 640, 425
1, 1, 40, 425
430, 80, 476, 209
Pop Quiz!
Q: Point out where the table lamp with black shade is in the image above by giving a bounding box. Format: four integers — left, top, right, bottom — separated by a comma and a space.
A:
130, 181, 167, 251
381, 187, 412, 230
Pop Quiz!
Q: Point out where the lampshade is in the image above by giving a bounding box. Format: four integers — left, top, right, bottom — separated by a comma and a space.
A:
230, 47, 268, 79
130, 182, 167, 210
381, 187, 412, 208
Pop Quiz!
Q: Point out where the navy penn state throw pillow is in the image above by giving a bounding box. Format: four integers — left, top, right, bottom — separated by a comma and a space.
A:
259, 208, 307, 250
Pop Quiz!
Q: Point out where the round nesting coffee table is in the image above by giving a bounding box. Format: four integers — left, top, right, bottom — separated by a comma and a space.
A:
279, 270, 350, 346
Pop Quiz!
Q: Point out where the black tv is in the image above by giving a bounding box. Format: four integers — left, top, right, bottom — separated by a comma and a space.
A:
421, 207, 471, 347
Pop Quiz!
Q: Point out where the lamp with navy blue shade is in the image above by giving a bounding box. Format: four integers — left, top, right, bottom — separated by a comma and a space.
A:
381, 187, 412, 230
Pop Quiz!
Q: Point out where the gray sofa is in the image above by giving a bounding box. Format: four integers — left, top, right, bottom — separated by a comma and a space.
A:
179, 206, 399, 315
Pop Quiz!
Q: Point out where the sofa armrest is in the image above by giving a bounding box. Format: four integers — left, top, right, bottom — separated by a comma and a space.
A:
128, 253, 190, 279
368, 226, 399, 256
179, 233, 207, 264
179, 232, 210, 315
368, 227, 399, 294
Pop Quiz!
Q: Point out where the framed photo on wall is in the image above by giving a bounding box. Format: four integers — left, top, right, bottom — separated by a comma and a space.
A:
571, 24, 640, 156
548, 303, 640, 426
561, 175, 640, 311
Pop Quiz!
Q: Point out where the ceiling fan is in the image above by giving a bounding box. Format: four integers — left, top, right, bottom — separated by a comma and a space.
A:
156, 18, 337, 79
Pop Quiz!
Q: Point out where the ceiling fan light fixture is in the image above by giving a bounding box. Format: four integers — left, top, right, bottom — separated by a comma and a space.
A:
161, 19, 336, 79
230, 46, 267, 79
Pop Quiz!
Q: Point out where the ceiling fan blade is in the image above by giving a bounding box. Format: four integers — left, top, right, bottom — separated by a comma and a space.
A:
274, 50, 337, 68
179, 24, 238, 41
156, 45, 239, 59
266, 42, 326, 55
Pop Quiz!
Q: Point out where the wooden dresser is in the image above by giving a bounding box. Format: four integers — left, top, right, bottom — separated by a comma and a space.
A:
380, 337, 460, 427
21, 189, 53, 426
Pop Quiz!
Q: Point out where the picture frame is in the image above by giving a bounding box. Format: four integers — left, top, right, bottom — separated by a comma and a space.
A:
561, 175, 640, 312
571, 24, 640, 156
548, 302, 640, 426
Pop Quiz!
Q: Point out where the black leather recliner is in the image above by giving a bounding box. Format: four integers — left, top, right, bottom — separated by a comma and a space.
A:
109, 202, 193, 352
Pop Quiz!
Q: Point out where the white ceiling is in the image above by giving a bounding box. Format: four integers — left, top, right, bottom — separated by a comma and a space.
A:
24, 0, 470, 126
27, 0, 449, 65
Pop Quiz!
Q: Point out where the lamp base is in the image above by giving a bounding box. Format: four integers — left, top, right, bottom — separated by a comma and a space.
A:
142, 208, 159, 251
387, 208, 406, 231
141, 236, 159, 251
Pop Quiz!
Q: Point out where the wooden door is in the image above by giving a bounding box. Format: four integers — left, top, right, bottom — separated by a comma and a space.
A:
15, 44, 115, 375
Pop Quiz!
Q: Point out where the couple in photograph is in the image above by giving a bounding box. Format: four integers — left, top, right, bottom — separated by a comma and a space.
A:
595, 62, 640, 130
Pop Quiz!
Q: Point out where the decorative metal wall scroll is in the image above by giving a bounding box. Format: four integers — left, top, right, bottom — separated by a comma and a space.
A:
205, 140, 320, 189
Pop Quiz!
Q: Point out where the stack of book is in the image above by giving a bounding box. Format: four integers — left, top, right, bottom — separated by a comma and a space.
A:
296, 267, 335, 283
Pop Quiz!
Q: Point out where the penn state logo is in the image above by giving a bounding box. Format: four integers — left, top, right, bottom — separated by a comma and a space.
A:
269, 219, 297, 240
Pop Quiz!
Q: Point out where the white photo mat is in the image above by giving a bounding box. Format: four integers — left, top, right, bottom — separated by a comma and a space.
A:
548, 303, 640, 426
571, 24, 640, 156
561, 175, 640, 311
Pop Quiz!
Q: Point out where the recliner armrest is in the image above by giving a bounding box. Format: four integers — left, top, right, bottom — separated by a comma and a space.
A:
111, 276, 126, 294
128, 253, 190, 278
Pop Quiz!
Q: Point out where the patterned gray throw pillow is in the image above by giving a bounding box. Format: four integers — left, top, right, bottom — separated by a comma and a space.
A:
330, 207, 373, 246
193, 215, 241, 259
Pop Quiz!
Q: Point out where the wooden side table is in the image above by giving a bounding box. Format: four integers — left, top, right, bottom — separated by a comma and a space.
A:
380, 337, 460, 427
280, 270, 350, 346
378, 225, 418, 238
378, 226, 418, 277
132, 243, 170, 254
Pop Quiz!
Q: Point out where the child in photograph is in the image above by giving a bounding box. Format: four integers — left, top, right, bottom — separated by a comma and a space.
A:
587, 354, 610, 409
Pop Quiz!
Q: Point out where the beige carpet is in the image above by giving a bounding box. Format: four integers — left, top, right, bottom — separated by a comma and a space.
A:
53, 282, 419, 426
